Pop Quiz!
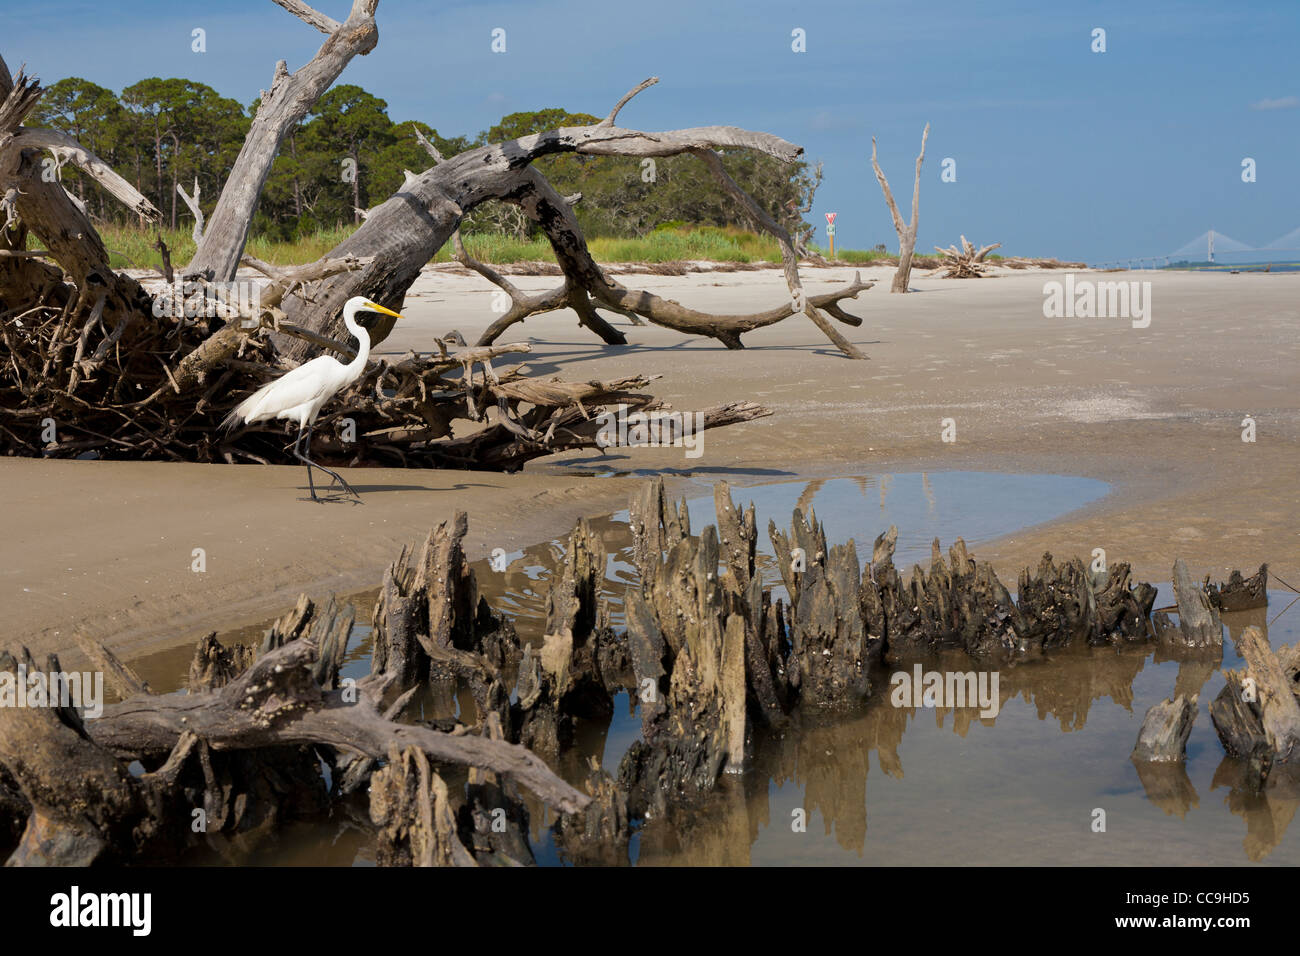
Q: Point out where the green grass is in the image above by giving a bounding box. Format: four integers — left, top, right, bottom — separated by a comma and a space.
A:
809, 245, 896, 264
98, 224, 356, 271
429, 234, 555, 265
94, 222, 890, 271
427, 224, 787, 265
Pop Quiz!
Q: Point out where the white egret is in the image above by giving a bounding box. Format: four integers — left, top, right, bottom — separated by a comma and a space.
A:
222, 295, 403, 502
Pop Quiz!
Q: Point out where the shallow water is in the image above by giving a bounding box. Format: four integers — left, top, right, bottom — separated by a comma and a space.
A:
126, 472, 1300, 865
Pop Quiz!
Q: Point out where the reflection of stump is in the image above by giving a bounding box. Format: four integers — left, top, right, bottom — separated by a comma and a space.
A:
1214, 758, 1300, 862
1131, 760, 1199, 818
1173, 658, 1219, 700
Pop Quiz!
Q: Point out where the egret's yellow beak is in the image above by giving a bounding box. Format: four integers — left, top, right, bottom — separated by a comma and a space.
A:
365, 301, 403, 319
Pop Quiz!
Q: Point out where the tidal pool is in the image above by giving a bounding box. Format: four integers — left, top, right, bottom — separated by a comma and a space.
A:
126, 472, 1300, 866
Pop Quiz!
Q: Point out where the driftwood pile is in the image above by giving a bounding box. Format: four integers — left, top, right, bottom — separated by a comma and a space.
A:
0, 477, 1287, 865
0, 243, 769, 469
933, 236, 1002, 278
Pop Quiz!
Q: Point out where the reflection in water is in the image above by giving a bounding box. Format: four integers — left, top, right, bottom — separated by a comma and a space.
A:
127, 474, 1298, 866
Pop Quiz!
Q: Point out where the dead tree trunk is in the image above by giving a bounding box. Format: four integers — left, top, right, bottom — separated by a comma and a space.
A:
184, 0, 381, 280
871, 123, 929, 293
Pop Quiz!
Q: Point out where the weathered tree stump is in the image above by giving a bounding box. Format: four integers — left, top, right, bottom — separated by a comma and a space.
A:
553, 757, 631, 867
618, 490, 748, 818
369, 744, 476, 867
1210, 630, 1300, 791
1172, 558, 1223, 648
1206, 564, 1269, 612
188, 633, 255, 692
1132, 694, 1198, 762
770, 507, 872, 706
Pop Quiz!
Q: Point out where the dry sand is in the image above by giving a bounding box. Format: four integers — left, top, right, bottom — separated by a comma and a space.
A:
3, 264, 1297, 662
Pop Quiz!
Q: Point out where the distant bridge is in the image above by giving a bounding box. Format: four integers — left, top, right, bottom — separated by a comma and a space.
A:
1094, 228, 1300, 269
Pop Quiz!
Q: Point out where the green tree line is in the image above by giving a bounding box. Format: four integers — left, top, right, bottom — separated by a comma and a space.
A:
33, 76, 820, 245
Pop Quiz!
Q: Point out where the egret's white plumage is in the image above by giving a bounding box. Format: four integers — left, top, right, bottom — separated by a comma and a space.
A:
223, 295, 402, 501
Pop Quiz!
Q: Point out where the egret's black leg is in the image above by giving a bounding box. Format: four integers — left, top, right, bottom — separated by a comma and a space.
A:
293, 424, 361, 502
291, 426, 321, 501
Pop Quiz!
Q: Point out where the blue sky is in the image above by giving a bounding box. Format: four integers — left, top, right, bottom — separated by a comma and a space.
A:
7, 0, 1299, 262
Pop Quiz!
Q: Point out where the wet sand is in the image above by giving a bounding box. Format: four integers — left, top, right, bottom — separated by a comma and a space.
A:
4, 265, 1297, 661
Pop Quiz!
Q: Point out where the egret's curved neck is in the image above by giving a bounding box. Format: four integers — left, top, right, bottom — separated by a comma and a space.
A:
342, 306, 371, 373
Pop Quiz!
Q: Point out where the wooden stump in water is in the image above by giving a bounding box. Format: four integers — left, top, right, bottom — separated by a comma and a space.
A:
618, 485, 750, 818
1172, 558, 1223, 648
553, 757, 631, 867
772, 512, 872, 707
514, 518, 620, 755
1206, 564, 1269, 612
2, 479, 1281, 866
369, 745, 477, 867
1210, 628, 1300, 790
188, 633, 255, 692
1132, 694, 1198, 762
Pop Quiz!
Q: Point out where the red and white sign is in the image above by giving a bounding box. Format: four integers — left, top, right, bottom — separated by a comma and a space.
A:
825, 212, 838, 225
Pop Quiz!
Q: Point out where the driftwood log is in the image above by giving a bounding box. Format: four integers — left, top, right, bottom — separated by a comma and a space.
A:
0, 596, 587, 865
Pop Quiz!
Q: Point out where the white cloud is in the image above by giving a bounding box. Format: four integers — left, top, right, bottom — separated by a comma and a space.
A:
1249, 95, 1299, 111
808, 108, 863, 132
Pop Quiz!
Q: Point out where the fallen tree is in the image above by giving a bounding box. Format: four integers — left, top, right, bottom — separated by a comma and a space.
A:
273, 86, 874, 360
